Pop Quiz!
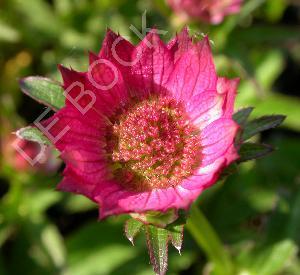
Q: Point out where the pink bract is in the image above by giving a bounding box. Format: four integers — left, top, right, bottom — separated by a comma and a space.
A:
167, 0, 243, 24
41, 28, 239, 218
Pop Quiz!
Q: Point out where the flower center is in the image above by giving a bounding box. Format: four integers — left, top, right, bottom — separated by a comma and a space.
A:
107, 97, 201, 192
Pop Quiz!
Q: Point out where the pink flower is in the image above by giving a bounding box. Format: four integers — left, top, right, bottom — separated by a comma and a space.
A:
41, 28, 239, 218
167, 0, 243, 24
4, 134, 60, 173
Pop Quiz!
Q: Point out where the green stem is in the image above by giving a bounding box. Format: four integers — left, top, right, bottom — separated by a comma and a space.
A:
186, 205, 234, 275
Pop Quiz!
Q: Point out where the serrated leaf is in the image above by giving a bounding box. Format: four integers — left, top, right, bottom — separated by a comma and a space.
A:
242, 115, 285, 141
20, 76, 65, 111
145, 225, 169, 275
233, 107, 254, 126
238, 142, 274, 162
16, 126, 51, 145
124, 218, 143, 245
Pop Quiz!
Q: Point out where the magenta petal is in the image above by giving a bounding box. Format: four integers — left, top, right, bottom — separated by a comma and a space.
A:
118, 190, 169, 213
59, 64, 129, 117
64, 163, 109, 187
58, 64, 86, 88
40, 107, 111, 186
187, 90, 223, 129
200, 118, 239, 166
128, 30, 175, 97
217, 77, 239, 118
87, 57, 129, 105
89, 51, 99, 65
166, 36, 217, 101
187, 77, 239, 129
61, 149, 109, 185
58, 65, 102, 115
181, 158, 225, 190
57, 176, 97, 202
172, 185, 203, 207
94, 177, 195, 218
40, 107, 105, 151
223, 143, 240, 165
167, 27, 193, 62
99, 28, 135, 66
61, 150, 107, 175
98, 29, 174, 98
97, 29, 141, 94
97, 184, 197, 218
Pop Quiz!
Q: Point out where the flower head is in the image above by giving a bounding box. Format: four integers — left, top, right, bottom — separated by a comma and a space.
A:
4, 134, 59, 173
41, 28, 239, 218
167, 0, 243, 24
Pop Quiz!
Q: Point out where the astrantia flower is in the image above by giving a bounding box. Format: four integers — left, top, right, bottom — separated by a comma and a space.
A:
41, 28, 239, 219
167, 0, 243, 24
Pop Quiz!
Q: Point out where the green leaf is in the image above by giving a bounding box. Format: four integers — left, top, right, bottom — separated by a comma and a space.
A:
124, 218, 143, 245
186, 206, 234, 275
232, 25, 300, 45
286, 190, 300, 243
0, 224, 13, 247
63, 195, 96, 213
253, 94, 300, 131
238, 143, 274, 162
22, 219, 66, 272
15, 126, 51, 145
14, 0, 61, 39
40, 224, 66, 269
67, 222, 138, 275
242, 115, 285, 141
19, 76, 65, 111
0, 19, 20, 42
145, 225, 169, 275
24, 190, 62, 217
256, 50, 284, 92
233, 107, 254, 126
250, 239, 297, 275
0, 254, 6, 274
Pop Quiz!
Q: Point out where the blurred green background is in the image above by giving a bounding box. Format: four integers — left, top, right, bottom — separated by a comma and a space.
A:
1, 0, 300, 274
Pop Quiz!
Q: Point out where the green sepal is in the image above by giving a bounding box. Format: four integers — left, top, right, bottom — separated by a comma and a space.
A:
238, 142, 274, 162
124, 210, 186, 275
19, 76, 65, 111
233, 107, 254, 126
15, 126, 51, 145
167, 224, 184, 254
242, 115, 286, 141
124, 218, 143, 245
145, 225, 169, 275
220, 163, 239, 178
130, 209, 178, 228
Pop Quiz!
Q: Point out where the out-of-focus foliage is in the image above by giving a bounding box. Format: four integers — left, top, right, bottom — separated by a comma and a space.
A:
0, 0, 300, 274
